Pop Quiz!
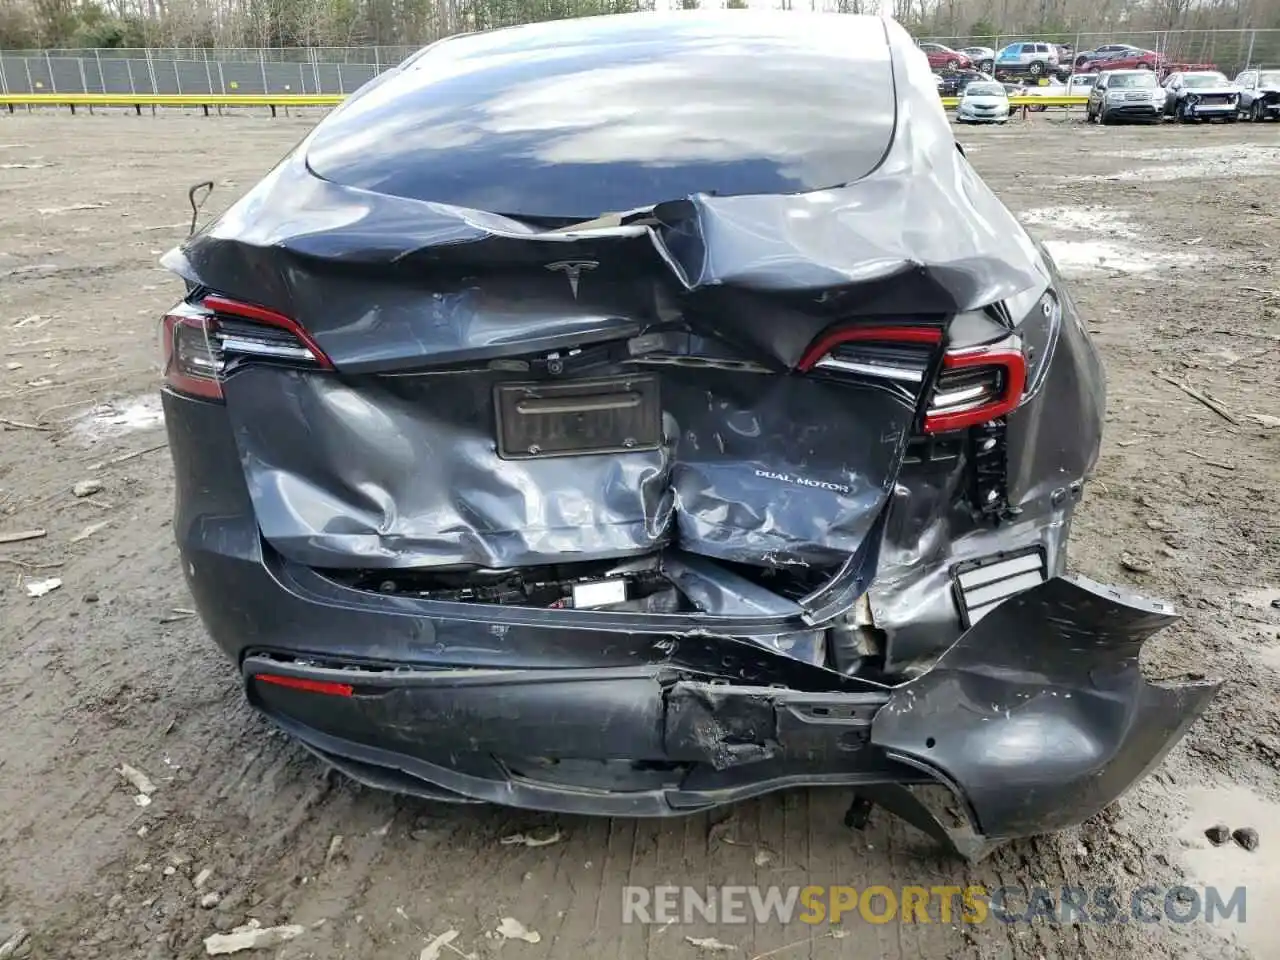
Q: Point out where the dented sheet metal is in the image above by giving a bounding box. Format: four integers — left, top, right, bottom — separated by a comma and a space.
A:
162, 14, 1047, 581
224, 361, 915, 571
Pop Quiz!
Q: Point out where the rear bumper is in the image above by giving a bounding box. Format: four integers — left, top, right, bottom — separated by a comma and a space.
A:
166, 387, 1218, 856
239, 568, 1218, 854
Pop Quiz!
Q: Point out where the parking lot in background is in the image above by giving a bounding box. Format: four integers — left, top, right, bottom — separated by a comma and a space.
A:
0, 113, 1277, 959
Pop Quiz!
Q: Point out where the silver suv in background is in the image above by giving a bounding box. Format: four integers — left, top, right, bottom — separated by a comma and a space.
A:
1086, 69, 1166, 124
994, 41, 1060, 78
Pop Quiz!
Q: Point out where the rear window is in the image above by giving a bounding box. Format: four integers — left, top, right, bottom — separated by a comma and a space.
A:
307, 14, 898, 220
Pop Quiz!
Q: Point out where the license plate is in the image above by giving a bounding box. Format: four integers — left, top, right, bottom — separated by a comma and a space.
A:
495, 375, 661, 460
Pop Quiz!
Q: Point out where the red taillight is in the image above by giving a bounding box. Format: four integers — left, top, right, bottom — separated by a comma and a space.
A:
254, 673, 354, 697
922, 345, 1026, 434
202, 295, 333, 371
161, 308, 222, 400
797, 326, 944, 372
798, 326, 1027, 434
160, 295, 333, 401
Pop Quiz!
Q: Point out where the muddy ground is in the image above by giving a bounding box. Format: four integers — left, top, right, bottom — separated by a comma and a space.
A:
0, 111, 1278, 960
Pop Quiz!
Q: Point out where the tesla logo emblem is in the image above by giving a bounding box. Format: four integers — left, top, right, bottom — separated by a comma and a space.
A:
546, 260, 597, 299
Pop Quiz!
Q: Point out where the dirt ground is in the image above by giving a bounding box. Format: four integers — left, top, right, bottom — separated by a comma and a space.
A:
1, 110, 1278, 960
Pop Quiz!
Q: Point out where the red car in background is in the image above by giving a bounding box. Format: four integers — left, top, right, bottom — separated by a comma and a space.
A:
1080, 47, 1161, 72
918, 41, 972, 70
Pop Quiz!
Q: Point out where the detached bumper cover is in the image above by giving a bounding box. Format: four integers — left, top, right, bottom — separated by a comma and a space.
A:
872, 575, 1219, 840
245, 574, 1219, 854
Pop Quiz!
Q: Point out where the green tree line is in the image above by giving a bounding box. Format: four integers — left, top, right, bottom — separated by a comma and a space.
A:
3, 0, 1278, 50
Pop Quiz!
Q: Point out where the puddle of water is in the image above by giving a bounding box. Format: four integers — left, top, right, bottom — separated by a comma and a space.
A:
1176, 784, 1280, 957
74, 394, 164, 442
1021, 206, 1138, 238
1042, 239, 1197, 277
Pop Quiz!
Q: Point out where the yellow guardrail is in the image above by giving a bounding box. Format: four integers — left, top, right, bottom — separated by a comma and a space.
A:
1, 92, 1090, 110
941, 95, 1090, 107
0, 92, 343, 107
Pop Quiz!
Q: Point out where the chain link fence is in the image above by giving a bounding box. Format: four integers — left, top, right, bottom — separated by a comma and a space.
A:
0, 50, 393, 96
3, 30, 1279, 97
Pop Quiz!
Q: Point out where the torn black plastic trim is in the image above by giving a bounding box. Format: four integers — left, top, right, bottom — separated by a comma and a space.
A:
871, 574, 1221, 843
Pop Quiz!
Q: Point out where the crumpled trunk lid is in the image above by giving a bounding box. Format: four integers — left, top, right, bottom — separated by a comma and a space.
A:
164, 35, 1048, 623
223, 330, 922, 576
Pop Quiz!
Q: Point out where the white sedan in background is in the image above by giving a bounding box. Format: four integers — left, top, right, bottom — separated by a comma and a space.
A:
956, 81, 1011, 123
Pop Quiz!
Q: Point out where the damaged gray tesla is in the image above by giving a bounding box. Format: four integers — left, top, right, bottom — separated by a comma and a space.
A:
158, 11, 1220, 857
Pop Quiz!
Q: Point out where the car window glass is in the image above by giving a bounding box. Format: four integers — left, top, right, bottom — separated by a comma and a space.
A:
1110, 72, 1157, 88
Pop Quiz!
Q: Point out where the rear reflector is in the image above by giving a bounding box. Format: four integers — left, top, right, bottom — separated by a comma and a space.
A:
254, 673, 354, 697
954, 551, 1047, 626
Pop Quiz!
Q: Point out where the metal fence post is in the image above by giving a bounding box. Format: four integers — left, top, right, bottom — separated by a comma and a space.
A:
45, 49, 56, 92
260, 50, 268, 94
204, 48, 214, 96
1246, 29, 1256, 68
